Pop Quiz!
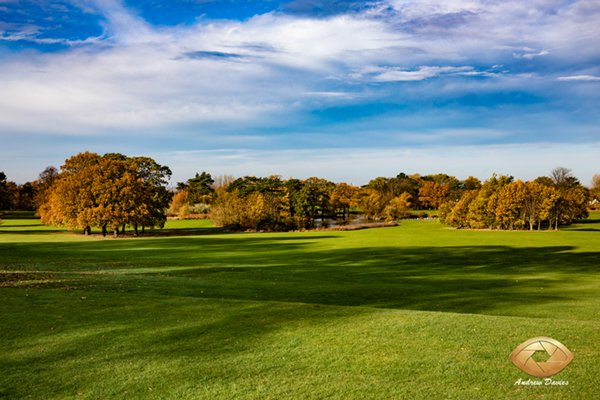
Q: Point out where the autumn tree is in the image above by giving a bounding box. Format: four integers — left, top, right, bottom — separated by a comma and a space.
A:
169, 190, 190, 215
39, 152, 167, 236
360, 177, 406, 218
383, 192, 412, 221
210, 186, 292, 231
418, 181, 450, 210
330, 183, 361, 219
448, 189, 479, 228
395, 173, 422, 206
422, 173, 462, 200
104, 153, 173, 232
437, 201, 454, 225
33, 166, 59, 211
438, 170, 588, 231
466, 174, 513, 229
522, 181, 548, 230
491, 180, 527, 230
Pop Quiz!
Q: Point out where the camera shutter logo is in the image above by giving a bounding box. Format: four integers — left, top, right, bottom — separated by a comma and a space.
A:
509, 337, 574, 378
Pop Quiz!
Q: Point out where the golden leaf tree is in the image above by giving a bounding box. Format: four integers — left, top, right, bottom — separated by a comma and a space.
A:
491, 180, 528, 230
330, 183, 361, 220
418, 181, 450, 210
39, 152, 162, 236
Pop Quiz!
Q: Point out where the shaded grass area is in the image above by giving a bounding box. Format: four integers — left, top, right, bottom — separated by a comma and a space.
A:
1, 212, 599, 398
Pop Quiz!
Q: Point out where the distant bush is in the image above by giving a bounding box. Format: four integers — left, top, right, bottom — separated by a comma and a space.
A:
178, 205, 189, 219
169, 191, 189, 214
418, 211, 428, 219
189, 203, 211, 214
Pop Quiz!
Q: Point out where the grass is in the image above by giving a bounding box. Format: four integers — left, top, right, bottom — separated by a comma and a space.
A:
1, 212, 599, 399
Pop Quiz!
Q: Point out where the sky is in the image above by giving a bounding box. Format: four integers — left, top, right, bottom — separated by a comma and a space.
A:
1, 0, 599, 186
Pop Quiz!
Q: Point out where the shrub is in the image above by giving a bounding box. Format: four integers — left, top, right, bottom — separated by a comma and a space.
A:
178, 205, 189, 219
188, 203, 211, 214
169, 191, 189, 214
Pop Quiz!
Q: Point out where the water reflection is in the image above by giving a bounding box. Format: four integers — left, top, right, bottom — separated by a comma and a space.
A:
294, 214, 383, 230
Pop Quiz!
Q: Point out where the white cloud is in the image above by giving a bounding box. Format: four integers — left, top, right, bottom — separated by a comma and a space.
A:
0, 0, 599, 147
359, 66, 475, 82
557, 75, 600, 81
513, 50, 549, 59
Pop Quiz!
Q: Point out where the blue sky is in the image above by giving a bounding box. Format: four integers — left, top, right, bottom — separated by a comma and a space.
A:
1, 0, 599, 185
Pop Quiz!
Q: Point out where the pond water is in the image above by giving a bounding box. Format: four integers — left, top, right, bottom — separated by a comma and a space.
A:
294, 214, 383, 230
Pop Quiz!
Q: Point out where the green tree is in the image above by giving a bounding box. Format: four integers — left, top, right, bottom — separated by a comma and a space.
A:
463, 176, 482, 191
546, 167, 588, 230
302, 177, 335, 218
0, 171, 13, 210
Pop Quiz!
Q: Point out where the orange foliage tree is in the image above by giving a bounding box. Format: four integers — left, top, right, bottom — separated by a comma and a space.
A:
418, 181, 450, 209
39, 152, 162, 236
329, 183, 361, 219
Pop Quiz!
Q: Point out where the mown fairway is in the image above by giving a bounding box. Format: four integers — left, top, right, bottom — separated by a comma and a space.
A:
1, 213, 599, 399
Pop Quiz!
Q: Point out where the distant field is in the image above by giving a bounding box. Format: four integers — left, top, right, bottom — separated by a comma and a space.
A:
1, 212, 599, 399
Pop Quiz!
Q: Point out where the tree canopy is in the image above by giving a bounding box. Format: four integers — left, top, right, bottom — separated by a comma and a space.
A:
38, 152, 171, 236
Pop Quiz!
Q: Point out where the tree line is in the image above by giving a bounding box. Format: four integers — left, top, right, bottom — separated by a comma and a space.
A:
172, 168, 598, 231
438, 168, 592, 230
2, 152, 599, 233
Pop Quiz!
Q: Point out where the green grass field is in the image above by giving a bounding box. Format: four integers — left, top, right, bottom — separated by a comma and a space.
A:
1, 212, 599, 399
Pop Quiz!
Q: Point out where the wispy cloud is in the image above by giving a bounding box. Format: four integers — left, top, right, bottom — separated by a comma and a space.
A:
352, 66, 484, 82
557, 75, 600, 81
513, 50, 549, 59
178, 51, 244, 60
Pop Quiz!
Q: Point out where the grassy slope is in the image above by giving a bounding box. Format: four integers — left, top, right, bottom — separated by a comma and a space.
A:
1, 213, 599, 399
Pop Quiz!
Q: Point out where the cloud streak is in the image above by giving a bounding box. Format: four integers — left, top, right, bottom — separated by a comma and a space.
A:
557, 75, 600, 81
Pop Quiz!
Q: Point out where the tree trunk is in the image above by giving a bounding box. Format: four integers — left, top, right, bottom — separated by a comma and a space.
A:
134, 224, 138, 236
122, 225, 125, 234
102, 224, 107, 237
142, 225, 145, 234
